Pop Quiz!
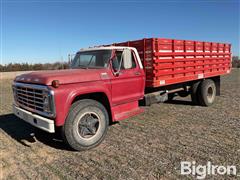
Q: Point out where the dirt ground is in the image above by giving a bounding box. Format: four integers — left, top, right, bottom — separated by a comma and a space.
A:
0, 69, 239, 180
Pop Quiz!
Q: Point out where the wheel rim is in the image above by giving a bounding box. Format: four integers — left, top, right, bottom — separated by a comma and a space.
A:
207, 86, 215, 102
77, 112, 100, 139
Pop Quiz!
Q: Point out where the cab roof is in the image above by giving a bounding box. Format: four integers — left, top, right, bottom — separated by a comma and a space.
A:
79, 46, 136, 52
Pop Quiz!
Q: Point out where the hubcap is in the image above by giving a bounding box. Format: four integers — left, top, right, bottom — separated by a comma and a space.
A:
78, 112, 100, 139
207, 86, 215, 102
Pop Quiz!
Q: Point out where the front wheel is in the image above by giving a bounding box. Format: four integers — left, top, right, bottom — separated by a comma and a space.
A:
62, 99, 109, 151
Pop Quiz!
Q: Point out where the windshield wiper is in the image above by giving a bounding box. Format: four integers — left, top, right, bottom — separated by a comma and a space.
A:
71, 64, 87, 69
86, 55, 95, 69
77, 65, 87, 69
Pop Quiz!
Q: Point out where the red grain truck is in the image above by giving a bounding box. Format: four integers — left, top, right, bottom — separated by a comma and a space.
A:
12, 38, 231, 151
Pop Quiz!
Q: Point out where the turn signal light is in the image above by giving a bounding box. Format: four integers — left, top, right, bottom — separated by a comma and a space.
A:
52, 80, 60, 88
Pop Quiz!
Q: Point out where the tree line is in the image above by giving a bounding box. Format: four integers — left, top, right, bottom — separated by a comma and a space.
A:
0, 61, 69, 72
232, 56, 240, 68
0, 56, 239, 72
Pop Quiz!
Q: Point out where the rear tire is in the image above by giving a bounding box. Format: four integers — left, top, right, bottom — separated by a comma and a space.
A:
191, 81, 201, 105
198, 79, 216, 106
62, 99, 109, 151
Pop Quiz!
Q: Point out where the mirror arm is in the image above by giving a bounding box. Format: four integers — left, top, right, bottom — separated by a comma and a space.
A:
114, 53, 123, 76
113, 64, 121, 76
113, 71, 120, 76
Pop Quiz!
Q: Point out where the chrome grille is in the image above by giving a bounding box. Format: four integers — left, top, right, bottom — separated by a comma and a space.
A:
15, 86, 45, 111
13, 82, 55, 118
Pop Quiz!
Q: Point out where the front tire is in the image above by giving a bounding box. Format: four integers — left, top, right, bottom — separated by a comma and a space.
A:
62, 99, 109, 151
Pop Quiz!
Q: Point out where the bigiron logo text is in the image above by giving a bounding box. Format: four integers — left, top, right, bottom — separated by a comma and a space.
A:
180, 161, 238, 179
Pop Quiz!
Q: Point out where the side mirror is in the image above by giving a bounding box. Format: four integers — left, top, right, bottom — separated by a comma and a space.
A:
122, 49, 132, 69
111, 48, 132, 76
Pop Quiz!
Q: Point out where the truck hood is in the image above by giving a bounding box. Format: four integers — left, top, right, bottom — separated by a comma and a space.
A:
15, 69, 107, 85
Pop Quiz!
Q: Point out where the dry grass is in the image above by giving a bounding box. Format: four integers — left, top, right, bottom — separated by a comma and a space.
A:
0, 71, 32, 80
0, 69, 239, 179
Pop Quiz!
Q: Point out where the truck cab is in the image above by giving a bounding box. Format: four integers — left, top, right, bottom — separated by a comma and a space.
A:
12, 46, 145, 151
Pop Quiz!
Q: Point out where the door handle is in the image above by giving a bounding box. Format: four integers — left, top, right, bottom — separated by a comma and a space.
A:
134, 72, 141, 76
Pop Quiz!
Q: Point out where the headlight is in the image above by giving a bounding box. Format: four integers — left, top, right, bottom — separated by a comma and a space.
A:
42, 90, 54, 114
43, 94, 50, 112
42, 90, 55, 117
12, 85, 18, 104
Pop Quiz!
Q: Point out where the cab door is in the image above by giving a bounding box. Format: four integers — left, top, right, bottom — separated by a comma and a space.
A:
110, 49, 145, 105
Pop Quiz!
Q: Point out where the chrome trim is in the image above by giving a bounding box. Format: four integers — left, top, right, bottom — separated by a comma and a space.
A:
12, 82, 56, 118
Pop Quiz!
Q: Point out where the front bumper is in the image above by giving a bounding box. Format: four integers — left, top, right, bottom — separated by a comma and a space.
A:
13, 104, 55, 133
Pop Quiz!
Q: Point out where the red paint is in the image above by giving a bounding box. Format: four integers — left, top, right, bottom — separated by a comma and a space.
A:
111, 38, 231, 88
49, 80, 113, 126
112, 101, 144, 121
15, 69, 106, 85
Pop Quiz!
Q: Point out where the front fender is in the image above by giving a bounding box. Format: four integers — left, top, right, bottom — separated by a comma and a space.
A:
52, 81, 112, 126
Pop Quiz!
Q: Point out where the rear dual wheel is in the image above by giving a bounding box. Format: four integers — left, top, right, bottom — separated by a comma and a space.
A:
191, 79, 216, 106
191, 81, 201, 105
199, 79, 216, 106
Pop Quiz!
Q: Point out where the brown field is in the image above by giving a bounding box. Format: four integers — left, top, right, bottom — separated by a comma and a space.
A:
0, 71, 32, 80
0, 69, 240, 179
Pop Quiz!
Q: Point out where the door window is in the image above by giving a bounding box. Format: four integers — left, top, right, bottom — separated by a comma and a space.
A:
112, 50, 136, 70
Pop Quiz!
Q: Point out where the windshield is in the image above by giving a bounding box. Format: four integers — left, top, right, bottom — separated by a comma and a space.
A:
71, 50, 112, 69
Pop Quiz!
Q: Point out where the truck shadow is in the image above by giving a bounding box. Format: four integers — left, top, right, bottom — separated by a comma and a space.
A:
0, 113, 72, 151
164, 99, 194, 106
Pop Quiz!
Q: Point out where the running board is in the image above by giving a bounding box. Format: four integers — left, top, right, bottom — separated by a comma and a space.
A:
114, 108, 144, 121
112, 101, 144, 121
